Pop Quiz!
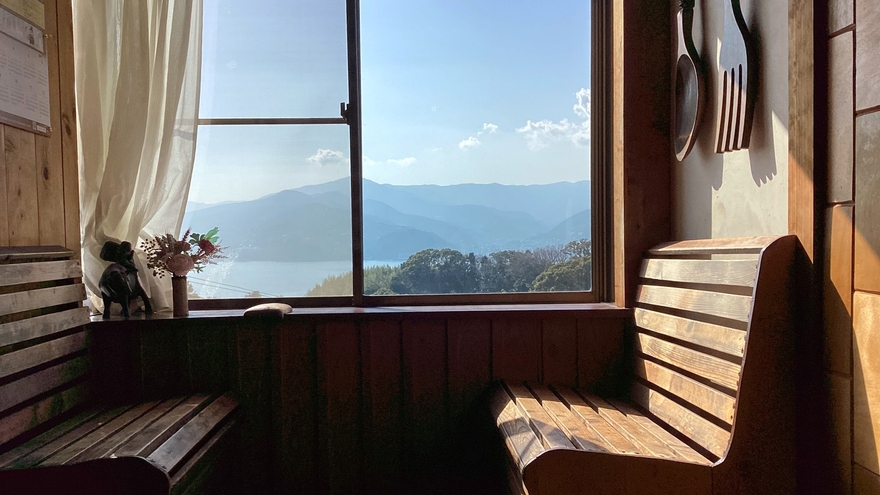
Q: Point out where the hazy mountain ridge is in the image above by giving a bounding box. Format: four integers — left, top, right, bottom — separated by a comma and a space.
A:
183, 179, 591, 262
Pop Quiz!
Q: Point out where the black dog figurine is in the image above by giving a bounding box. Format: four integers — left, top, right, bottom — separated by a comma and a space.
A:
98, 241, 153, 319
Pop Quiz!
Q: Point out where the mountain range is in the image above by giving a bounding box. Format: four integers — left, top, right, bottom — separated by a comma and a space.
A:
183, 179, 591, 262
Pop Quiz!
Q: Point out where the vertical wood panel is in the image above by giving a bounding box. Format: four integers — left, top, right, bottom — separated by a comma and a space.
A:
273, 322, 318, 494
361, 320, 403, 493
825, 206, 854, 375
402, 319, 447, 484
447, 318, 491, 421
317, 321, 361, 495
36, 0, 65, 246
5, 127, 39, 245
492, 318, 540, 383
0, 125, 7, 245
578, 317, 626, 395
541, 318, 577, 387
139, 326, 186, 398
186, 322, 228, 392
55, 0, 79, 252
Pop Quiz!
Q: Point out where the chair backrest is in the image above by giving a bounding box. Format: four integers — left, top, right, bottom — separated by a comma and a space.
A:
630, 236, 793, 461
0, 246, 92, 449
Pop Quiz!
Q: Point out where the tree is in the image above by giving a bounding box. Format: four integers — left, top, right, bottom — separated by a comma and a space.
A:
532, 257, 592, 292
563, 239, 591, 259
479, 250, 550, 293
390, 248, 478, 294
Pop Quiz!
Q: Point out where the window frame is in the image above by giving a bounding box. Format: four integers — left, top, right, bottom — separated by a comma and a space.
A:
189, 0, 611, 310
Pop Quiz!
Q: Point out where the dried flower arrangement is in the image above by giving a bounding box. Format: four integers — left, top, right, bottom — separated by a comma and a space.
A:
141, 227, 224, 278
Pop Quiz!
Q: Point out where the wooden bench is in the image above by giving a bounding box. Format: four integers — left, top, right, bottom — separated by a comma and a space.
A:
0, 246, 239, 495
491, 236, 797, 495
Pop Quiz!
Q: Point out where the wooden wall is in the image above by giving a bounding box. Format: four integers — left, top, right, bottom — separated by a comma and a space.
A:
0, 0, 79, 252
823, 1, 880, 493
91, 308, 629, 495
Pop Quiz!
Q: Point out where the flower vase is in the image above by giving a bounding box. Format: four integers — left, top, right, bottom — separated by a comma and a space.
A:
172, 275, 189, 317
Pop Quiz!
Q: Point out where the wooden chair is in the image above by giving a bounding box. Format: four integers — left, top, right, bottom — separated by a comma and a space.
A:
491, 236, 798, 495
0, 246, 239, 495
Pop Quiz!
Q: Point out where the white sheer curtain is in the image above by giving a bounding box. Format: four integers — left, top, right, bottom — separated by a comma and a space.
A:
74, 0, 203, 313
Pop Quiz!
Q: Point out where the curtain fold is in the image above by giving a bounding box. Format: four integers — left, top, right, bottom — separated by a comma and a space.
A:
74, 0, 203, 313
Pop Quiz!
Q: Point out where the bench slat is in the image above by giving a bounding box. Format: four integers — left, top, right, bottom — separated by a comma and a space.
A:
148, 395, 238, 474
0, 331, 88, 380
113, 395, 212, 458
0, 284, 86, 318
634, 308, 746, 357
0, 260, 82, 287
579, 392, 683, 460
636, 332, 742, 391
0, 246, 75, 263
0, 382, 94, 450
634, 358, 736, 425
0, 409, 101, 468
41, 401, 162, 466
554, 387, 640, 455
529, 384, 613, 453
640, 259, 758, 288
169, 420, 236, 492
608, 399, 712, 465
636, 285, 753, 323
73, 398, 187, 462
491, 388, 545, 470
0, 354, 90, 413
0, 307, 90, 349
647, 236, 776, 256
631, 382, 730, 459
507, 384, 575, 451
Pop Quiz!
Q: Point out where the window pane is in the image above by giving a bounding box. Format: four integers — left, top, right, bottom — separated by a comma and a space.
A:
358, 0, 592, 295
184, 125, 352, 298
200, 0, 348, 119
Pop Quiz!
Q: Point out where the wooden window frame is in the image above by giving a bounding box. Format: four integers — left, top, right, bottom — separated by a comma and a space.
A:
190, 0, 612, 310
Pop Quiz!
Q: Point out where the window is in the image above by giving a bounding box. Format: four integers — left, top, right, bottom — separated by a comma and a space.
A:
186, 0, 604, 307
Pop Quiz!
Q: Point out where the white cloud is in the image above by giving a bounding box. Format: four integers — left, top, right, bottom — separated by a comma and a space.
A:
363, 155, 377, 167
458, 136, 481, 150
387, 157, 417, 167
478, 123, 499, 136
517, 88, 591, 151
307, 149, 348, 166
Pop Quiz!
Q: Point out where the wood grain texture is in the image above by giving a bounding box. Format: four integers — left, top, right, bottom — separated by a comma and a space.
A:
577, 317, 624, 393
826, 373, 853, 495
634, 308, 746, 357
634, 358, 736, 425
647, 237, 777, 256
856, 0, 880, 111
609, 400, 710, 465
0, 381, 90, 446
402, 319, 447, 481
317, 321, 361, 495
529, 384, 612, 454
492, 317, 541, 383
447, 318, 491, 420
360, 320, 403, 493
4, 127, 39, 246
541, 318, 577, 387
56, 0, 80, 252
0, 259, 81, 286
113, 395, 210, 458
635, 332, 742, 390
824, 206, 854, 374
640, 259, 757, 288
829, 0, 854, 34
0, 125, 7, 245
854, 291, 880, 474
491, 387, 543, 470
36, 0, 65, 247
555, 387, 639, 455
0, 409, 101, 468
854, 112, 880, 292
636, 284, 752, 323
827, 32, 855, 204
0, 307, 89, 348
0, 354, 89, 413
0, 283, 86, 317
0, 331, 88, 379
789, 0, 815, 262
580, 392, 681, 460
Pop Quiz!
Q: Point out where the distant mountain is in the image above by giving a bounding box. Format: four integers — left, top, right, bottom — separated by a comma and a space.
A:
183, 179, 592, 262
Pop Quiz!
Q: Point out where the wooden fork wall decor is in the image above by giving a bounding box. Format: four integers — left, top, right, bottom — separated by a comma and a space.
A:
715, 0, 756, 153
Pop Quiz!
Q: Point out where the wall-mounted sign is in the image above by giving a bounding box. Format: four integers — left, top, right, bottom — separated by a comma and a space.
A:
0, 0, 49, 136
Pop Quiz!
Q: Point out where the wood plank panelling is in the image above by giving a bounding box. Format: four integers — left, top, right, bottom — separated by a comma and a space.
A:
361, 320, 403, 493
542, 318, 577, 387
578, 318, 625, 394
447, 318, 491, 421
0, 0, 79, 252
825, 206, 854, 375
317, 322, 361, 495
492, 318, 541, 383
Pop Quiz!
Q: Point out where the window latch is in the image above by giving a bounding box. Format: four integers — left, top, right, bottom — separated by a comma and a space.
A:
340, 102, 350, 123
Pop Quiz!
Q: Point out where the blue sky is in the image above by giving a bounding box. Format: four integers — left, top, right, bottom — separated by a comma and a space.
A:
188, 0, 591, 204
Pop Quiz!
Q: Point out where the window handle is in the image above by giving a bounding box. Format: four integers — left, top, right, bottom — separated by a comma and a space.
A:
340, 102, 350, 123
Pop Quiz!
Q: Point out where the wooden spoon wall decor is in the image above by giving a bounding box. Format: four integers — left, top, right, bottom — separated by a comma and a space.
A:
673, 0, 705, 161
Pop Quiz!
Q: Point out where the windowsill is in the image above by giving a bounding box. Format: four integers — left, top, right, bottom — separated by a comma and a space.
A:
88, 302, 630, 324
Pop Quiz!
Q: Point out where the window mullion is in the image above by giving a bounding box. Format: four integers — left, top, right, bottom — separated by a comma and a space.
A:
347, 0, 364, 305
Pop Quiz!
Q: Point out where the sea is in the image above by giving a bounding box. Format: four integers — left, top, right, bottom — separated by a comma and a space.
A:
187, 260, 400, 298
